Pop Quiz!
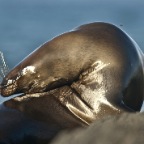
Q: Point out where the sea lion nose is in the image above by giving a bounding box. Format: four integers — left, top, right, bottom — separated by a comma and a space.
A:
0, 79, 18, 97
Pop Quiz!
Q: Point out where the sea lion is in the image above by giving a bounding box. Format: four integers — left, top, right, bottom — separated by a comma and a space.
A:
0, 22, 144, 126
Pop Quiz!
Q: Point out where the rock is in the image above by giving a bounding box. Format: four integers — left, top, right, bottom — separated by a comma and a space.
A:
50, 113, 144, 144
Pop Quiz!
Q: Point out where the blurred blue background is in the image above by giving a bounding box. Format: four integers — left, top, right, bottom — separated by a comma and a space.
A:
0, 0, 144, 103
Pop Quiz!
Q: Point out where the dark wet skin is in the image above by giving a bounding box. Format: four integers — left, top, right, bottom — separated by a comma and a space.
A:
0, 22, 144, 144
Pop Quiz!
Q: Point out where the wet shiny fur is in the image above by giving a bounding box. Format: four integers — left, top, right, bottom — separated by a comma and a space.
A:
0, 22, 144, 143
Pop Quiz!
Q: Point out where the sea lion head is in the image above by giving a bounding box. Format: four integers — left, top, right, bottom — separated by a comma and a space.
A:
0, 49, 75, 97
0, 41, 73, 96
0, 33, 88, 97
0, 23, 102, 97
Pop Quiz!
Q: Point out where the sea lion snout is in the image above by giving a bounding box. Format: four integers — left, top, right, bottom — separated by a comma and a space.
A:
0, 66, 22, 96
0, 65, 36, 96
0, 64, 60, 97
0, 78, 18, 96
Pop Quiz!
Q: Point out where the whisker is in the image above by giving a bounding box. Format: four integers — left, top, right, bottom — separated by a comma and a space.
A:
0, 51, 9, 82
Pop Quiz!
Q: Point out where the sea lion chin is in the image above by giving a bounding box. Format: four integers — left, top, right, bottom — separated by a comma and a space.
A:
0, 22, 144, 124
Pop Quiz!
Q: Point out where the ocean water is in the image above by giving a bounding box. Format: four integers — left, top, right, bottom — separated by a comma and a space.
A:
0, 0, 144, 104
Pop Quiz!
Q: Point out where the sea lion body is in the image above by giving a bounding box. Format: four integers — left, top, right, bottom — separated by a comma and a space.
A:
0, 22, 144, 125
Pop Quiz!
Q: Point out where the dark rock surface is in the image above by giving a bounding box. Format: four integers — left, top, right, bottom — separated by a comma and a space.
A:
50, 113, 144, 144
